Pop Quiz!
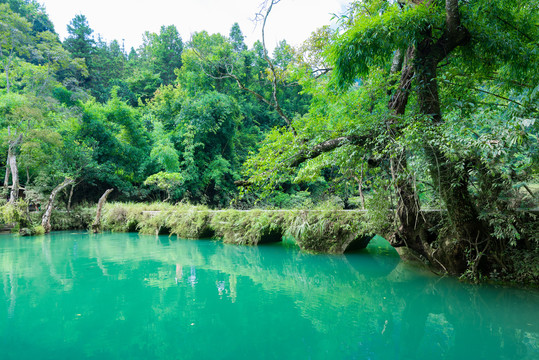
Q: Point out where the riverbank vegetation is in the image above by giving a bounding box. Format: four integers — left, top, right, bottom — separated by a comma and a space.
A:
0, 0, 538, 283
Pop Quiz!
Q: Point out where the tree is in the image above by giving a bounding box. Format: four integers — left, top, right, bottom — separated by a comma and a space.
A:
24, 31, 87, 95
144, 172, 182, 202
75, 88, 151, 199
0, 0, 55, 34
41, 177, 74, 233
62, 14, 94, 88
229, 22, 247, 53
63, 14, 94, 61
126, 24, 183, 103
87, 38, 127, 102
0, 3, 31, 93
272, 40, 293, 69
176, 91, 240, 205
242, 0, 539, 277
91, 188, 113, 232
330, 0, 538, 275
149, 25, 183, 85
5, 132, 22, 203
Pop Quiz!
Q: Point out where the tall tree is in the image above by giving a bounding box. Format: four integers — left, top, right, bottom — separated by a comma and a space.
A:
0, 3, 31, 93
62, 14, 94, 88
242, 0, 539, 276
229, 22, 247, 53
330, 0, 538, 274
63, 14, 94, 61
138, 25, 183, 86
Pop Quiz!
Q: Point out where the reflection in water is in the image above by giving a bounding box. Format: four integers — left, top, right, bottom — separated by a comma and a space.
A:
0, 231, 537, 360
216, 280, 226, 297
188, 266, 197, 287
175, 264, 182, 284
7, 271, 16, 318
229, 274, 237, 303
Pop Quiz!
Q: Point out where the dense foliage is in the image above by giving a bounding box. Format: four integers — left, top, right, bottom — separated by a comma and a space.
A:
0, 0, 311, 207
0, 0, 537, 280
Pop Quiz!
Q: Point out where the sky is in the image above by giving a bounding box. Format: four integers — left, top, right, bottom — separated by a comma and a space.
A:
38, 0, 350, 52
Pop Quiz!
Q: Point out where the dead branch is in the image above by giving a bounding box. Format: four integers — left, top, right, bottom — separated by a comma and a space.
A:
42, 178, 75, 233
92, 188, 114, 233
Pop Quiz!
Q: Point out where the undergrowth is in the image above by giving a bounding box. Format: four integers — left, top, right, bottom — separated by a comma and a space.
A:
285, 210, 371, 253
211, 210, 286, 245
98, 203, 372, 253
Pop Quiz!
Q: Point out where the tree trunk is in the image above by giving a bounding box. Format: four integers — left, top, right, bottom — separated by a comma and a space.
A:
42, 178, 75, 234
91, 188, 114, 233
8, 151, 20, 204
384, 46, 427, 249
379, 0, 486, 275
7, 134, 23, 204
353, 164, 365, 210
67, 183, 76, 213
406, 0, 487, 274
4, 155, 10, 190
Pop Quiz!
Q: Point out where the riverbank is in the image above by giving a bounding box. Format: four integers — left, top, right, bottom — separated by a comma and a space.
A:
1, 201, 538, 285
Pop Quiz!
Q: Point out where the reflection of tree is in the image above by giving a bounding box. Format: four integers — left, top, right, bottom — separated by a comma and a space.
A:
41, 238, 75, 290
188, 266, 197, 287
229, 274, 237, 303
0, 232, 537, 359
175, 263, 182, 284
398, 279, 538, 359
6, 271, 17, 318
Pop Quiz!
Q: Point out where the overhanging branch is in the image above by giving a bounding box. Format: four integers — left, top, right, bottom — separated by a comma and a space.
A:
290, 134, 371, 167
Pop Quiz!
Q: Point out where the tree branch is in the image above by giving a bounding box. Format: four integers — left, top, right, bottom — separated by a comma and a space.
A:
443, 80, 525, 107
256, 0, 297, 136
192, 3, 297, 136
430, 0, 470, 64
290, 134, 371, 167
495, 15, 533, 42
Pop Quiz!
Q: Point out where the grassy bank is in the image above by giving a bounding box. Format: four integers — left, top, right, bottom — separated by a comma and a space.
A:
99, 202, 374, 253
1, 201, 537, 284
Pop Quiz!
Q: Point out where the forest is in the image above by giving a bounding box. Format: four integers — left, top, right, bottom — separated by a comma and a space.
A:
0, 0, 538, 282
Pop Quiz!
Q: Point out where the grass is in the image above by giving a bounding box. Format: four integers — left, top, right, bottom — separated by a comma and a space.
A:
285, 210, 371, 253
98, 203, 372, 253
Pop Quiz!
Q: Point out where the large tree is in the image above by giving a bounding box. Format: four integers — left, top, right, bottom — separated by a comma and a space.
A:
242, 0, 539, 277
63, 14, 94, 61
330, 0, 538, 275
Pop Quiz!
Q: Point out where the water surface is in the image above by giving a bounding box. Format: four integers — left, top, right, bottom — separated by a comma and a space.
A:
0, 232, 537, 359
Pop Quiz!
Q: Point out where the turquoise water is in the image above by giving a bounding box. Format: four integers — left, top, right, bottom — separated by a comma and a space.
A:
0, 232, 537, 360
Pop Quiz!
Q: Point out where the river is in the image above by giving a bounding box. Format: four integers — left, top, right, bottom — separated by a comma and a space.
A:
0, 232, 537, 359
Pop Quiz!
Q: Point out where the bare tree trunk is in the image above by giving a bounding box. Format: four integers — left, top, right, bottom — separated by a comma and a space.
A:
67, 183, 76, 213
258, 0, 296, 136
42, 178, 75, 234
7, 134, 23, 204
8, 152, 20, 204
91, 188, 114, 233
4, 156, 10, 190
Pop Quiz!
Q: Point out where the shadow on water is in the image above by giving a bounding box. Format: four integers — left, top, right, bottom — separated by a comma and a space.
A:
0, 231, 537, 360
344, 239, 401, 279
